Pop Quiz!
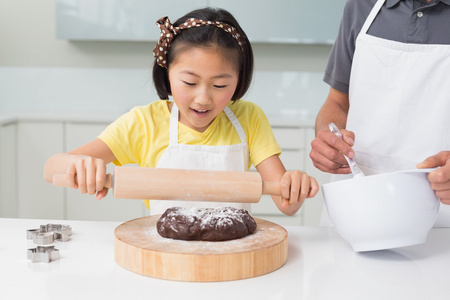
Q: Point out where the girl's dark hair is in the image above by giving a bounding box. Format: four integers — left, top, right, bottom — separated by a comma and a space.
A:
152, 7, 254, 101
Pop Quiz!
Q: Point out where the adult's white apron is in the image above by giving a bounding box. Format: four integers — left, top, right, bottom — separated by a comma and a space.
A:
323, 0, 450, 227
149, 102, 251, 215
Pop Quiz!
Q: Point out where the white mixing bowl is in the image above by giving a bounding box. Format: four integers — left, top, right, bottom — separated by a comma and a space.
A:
322, 169, 439, 252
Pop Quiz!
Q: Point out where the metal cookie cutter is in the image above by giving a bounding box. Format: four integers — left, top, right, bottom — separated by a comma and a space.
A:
27, 246, 60, 263
26, 224, 72, 245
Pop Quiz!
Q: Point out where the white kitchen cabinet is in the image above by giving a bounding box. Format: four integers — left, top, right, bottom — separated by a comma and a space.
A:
17, 122, 65, 219
0, 122, 17, 218
64, 122, 148, 221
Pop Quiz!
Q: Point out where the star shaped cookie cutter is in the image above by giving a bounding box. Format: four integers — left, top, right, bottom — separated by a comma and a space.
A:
26, 224, 72, 245
27, 246, 60, 263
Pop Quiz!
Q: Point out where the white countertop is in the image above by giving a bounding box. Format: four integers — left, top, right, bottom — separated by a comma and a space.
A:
2, 217, 449, 300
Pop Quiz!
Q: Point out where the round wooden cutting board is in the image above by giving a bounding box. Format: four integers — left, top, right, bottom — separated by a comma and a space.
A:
114, 215, 288, 282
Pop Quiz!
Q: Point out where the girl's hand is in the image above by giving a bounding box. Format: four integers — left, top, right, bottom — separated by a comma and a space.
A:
67, 155, 109, 200
417, 151, 450, 204
44, 139, 116, 200
256, 155, 319, 215
280, 171, 319, 210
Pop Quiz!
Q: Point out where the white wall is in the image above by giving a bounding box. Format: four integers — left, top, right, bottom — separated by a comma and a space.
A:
0, 0, 332, 114
0, 0, 332, 70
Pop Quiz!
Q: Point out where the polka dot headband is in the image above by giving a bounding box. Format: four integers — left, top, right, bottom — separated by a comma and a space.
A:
153, 16, 245, 69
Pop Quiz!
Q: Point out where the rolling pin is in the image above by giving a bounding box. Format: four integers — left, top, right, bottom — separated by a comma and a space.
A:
53, 166, 281, 203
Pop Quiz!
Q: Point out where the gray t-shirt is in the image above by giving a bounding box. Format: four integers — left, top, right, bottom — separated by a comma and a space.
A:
324, 0, 450, 93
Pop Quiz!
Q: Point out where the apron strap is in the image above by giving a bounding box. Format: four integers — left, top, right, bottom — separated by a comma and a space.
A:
224, 106, 247, 144
360, 0, 386, 35
169, 102, 179, 146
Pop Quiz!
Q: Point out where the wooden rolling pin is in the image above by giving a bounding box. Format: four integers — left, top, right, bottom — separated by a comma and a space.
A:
53, 166, 281, 203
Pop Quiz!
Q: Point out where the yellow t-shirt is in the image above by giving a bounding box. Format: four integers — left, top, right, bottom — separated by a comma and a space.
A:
98, 99, 281, 170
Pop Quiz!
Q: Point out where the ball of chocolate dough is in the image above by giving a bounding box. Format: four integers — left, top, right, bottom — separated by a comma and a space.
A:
156, 207, 257, 241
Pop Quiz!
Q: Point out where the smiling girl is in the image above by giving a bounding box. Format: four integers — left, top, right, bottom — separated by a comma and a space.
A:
44, 8, 319, 216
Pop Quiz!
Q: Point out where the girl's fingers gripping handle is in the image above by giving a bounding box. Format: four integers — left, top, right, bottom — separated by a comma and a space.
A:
53, 174, 113, 189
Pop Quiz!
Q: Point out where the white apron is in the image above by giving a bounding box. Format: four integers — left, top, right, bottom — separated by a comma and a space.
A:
322, 0, 450, 226
149, 102, 251, 215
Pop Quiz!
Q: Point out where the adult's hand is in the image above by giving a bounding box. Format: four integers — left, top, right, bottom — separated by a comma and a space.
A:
309, 127, 356, 174
417, 151, 450, 204
310, 87, 353, 174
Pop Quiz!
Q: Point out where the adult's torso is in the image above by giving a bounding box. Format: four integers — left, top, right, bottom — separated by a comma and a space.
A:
324, 0, 450, 93
320, 0, 450, 226
346, 0, 450, 226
